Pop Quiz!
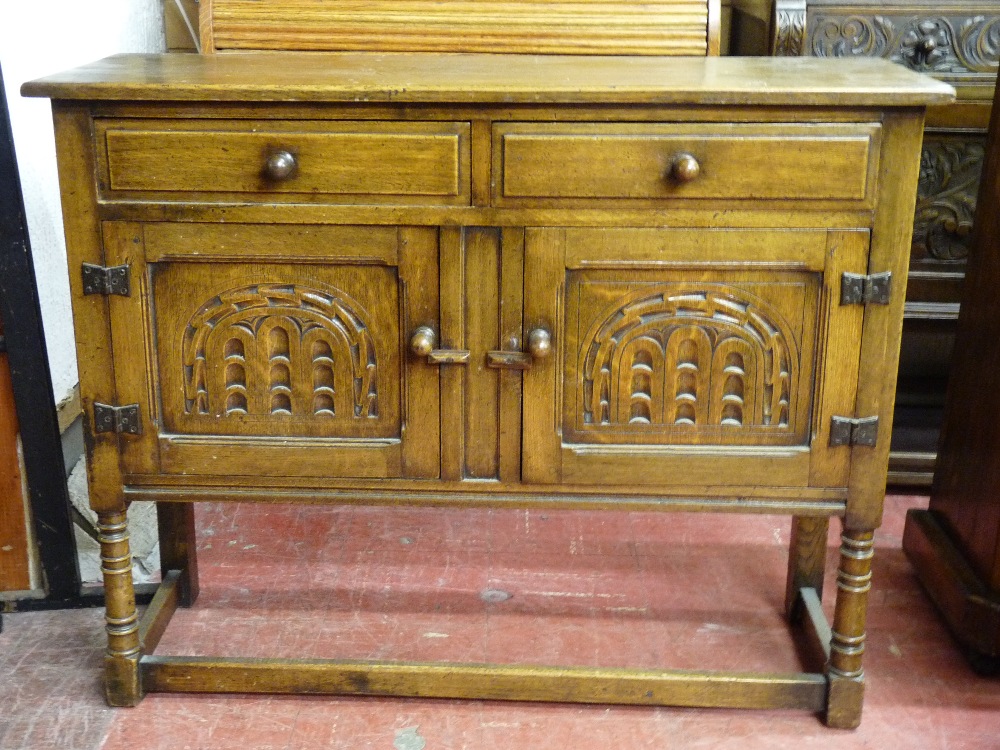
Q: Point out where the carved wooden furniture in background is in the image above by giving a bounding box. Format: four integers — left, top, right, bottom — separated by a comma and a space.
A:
199, 0, 723, 55
729, 0, 999, 485
902, 74, 1000, 672
23, 52, 950, 728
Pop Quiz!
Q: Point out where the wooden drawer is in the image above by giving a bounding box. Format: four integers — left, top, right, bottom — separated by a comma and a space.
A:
96, 119, 471, 205
494, 122, 881, 206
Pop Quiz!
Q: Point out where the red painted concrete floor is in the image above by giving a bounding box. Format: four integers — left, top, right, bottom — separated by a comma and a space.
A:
3, 494, 1000, 749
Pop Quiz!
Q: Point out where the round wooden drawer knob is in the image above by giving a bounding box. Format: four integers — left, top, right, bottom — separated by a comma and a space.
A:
264, 150, 297, 181
669, 152, 701, 184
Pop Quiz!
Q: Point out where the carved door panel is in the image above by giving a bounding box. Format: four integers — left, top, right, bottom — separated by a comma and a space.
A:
523, 227, 868, 490
105, 222, 440, 480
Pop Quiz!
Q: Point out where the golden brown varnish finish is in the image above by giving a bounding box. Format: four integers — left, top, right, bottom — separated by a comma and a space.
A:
25, 53, 949, 726
495, 122, 880, 204
98, 119, 471, 205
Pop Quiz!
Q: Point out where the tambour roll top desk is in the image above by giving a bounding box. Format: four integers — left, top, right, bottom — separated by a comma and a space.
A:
23, 53, 951, 728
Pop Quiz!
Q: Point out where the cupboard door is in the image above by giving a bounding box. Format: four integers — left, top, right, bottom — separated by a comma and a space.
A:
105, 222, 440, 480
523, 227, 867, 490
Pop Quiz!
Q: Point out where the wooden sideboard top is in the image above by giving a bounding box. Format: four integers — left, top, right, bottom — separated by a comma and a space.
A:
22, 52, 954, 106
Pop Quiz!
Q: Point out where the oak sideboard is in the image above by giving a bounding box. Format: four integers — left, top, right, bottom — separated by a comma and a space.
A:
24, 52, 952, 728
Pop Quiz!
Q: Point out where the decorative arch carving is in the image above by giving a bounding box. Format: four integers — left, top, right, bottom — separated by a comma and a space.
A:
579, 285, 797, 433
182, 283, 378, 420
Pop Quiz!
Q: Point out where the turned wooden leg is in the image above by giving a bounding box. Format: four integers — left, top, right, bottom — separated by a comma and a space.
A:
785, 515, 829, 620
825, 526, 874, 729
98, 509, 144, 706
157, 502, 200, 607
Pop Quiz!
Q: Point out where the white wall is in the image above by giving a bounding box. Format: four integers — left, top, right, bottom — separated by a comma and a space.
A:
0, 0, 165, 404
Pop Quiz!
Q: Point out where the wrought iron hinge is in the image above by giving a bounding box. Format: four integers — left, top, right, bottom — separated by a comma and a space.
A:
840, 272, 891, 306
82, 263, 131, 297
93, 403, 141, 435
829, 416, 879, 447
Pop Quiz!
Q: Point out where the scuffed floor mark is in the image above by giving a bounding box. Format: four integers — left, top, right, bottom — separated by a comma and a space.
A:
480, 588, 512, 603
697, 622, 743, 635
394, 726, 427, 750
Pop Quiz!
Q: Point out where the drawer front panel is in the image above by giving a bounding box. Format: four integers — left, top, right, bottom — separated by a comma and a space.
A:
495, 122, 880, 205
98, 120, 471, 204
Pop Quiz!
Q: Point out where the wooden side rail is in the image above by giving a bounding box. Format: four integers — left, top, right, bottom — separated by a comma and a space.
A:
135, 569, 847, 720
140, 656, 828, 711
138, 570, 181, 656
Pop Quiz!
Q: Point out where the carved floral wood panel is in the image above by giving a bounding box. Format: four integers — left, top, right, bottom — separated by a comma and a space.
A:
912, 132, 986, 266
807, 13, 999, 81
773, 0, 808, 56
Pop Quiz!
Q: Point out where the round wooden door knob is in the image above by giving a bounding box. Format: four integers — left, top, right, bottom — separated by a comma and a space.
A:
669, 152, 701, 183
264, 150, 297, 180
527, 328, 552, 359
410, 326, 437, 357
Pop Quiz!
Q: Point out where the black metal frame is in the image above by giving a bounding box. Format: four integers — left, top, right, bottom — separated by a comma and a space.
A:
0, 64, 154, 622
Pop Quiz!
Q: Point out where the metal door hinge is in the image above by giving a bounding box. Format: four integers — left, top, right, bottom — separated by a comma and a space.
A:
830, 416, 879, 447
82, 263, 131, 297
841, 272, 891, 306
93, 403, 141, 435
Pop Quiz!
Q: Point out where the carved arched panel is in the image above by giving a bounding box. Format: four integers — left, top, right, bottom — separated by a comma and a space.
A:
155, 265, 400, 440
566, 278, 814, 446
183, 283, 378, 422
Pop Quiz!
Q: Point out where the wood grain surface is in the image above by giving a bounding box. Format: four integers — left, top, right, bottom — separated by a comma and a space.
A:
22, 53, 954, 106
200, 0, 720, 56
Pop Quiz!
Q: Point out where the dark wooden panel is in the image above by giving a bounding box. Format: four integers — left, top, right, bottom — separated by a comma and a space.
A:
928, 74, 1000, 587
902, 72, 1000, 668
